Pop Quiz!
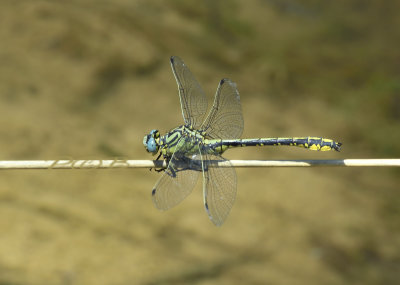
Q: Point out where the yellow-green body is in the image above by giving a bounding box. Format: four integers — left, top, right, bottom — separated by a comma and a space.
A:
156, 125, 341, 160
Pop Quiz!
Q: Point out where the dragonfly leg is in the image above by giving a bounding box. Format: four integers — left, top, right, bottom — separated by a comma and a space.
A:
154, 168, 165, 173
150, 152, 165, 172
155, 154, 172, 173
169, 156, 203, 174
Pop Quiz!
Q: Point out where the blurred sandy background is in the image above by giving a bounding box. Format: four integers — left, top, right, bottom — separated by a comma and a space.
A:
0, 0, 399, 284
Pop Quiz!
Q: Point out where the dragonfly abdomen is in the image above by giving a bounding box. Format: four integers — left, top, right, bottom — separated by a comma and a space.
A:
208, 137, 341, 153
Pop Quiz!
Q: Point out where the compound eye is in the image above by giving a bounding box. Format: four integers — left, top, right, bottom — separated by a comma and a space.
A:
146, 137, 158, 153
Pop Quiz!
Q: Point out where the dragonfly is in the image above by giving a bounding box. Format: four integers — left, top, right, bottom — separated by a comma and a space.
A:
143, 56, 342, 226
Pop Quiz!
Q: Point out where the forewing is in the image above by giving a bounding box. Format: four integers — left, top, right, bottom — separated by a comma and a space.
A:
152, 138, 202, 210
170, 56, 208, 129
201, 78, 244, 139
201, 153, 237, 226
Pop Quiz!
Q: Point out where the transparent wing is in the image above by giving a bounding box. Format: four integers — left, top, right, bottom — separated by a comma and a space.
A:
201, 152, 237, 226
201, 78, 244, 139
170, 56, 208, 129
152, 138, 202, 210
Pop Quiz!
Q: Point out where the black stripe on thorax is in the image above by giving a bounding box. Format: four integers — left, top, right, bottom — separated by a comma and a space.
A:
162, 128, 183, 147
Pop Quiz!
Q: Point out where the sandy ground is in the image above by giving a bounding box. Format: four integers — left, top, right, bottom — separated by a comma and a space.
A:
0, 1, 399, 284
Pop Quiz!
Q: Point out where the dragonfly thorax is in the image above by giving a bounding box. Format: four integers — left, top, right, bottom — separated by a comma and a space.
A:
156, 125, 206, 158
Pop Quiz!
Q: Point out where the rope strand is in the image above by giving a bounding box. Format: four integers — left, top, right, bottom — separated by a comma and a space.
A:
0, 159, 398, 169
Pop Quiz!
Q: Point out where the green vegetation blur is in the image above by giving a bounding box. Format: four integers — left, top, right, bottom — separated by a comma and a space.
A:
0, 1, 398, 284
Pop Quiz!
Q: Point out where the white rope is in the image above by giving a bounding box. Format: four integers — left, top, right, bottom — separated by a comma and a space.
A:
0, 159, 398, 169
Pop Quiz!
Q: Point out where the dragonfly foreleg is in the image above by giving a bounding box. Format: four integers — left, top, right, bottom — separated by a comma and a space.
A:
150, 152, 166, 172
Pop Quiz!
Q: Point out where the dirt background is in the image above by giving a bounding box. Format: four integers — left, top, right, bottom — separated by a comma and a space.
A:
0, 0, 399, 284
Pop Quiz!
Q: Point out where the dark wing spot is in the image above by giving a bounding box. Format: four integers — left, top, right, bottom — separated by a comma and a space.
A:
152, 188, 156, 196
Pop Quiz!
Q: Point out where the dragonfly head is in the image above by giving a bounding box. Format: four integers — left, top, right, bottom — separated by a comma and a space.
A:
143, 129, 160, 155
